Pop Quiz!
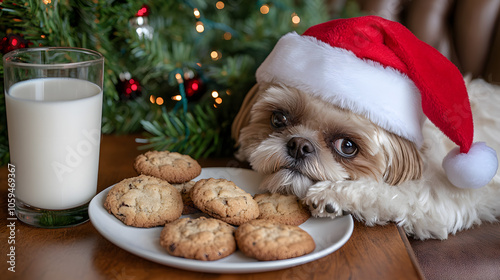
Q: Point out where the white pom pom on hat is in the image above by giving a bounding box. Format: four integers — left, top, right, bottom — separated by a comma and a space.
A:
256, 16, 498, 188
443, 142, 498, 189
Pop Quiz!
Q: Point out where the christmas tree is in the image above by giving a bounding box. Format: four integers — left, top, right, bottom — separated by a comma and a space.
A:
0, 0, 360, 163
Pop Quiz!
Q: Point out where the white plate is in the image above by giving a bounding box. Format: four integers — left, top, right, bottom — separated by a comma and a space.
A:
89, 167, 354, 273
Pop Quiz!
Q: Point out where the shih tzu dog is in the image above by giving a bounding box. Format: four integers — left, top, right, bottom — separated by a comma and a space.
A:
231, 16, 499, 240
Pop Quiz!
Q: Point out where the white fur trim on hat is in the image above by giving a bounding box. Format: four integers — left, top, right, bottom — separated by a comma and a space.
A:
256, 32, 426, 147
442, 142, 498, 189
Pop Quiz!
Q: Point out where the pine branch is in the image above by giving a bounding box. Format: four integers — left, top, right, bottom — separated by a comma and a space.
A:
0, 0, 359, 164
139, 104, 226, 159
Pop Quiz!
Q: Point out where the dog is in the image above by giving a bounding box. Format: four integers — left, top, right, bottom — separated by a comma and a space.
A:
232, 16, 499, 240
232, 78, 500, 240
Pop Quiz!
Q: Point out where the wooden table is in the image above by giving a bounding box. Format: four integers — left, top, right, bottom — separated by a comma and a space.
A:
1, 134, 424, 280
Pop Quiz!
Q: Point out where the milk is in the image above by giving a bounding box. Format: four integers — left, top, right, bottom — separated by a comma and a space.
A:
5, 78, 102, 210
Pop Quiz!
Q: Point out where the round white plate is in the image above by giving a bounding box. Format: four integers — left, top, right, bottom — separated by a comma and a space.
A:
89, 167, 354, 273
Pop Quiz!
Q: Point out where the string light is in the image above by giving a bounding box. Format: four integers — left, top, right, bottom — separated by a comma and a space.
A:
260, 4, 270, 14
215, 97, 222, 104
223, 32, 232, 40
193, 8, 201, 18
211, 90, 219, 98
149, 95, 165, 105
172, 95, 182, 101
43, 0, 51, 4
291, 13, 300, 25
216, 1, 225, 9
175, 73, 183, 83
210, 50, 221, 61
195, 21, 204, 33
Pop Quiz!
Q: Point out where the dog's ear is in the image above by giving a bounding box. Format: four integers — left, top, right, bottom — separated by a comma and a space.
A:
231, 83, 262, 147
383, 135, 424, 185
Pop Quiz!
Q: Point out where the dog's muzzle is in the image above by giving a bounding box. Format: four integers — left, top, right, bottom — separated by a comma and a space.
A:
287, 137, 315, 159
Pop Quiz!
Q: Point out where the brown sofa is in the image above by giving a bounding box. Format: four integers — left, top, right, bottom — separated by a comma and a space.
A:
326, 1, 500, 279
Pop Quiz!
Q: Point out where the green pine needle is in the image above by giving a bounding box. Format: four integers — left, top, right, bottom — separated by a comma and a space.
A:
139, 104, 224, 159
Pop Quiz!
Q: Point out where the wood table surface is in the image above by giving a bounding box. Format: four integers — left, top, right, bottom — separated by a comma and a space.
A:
1, 134, 424, 280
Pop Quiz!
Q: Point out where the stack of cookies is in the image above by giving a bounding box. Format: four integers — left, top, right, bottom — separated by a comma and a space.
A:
104, 150, 202, 227
104, 150, 315, 262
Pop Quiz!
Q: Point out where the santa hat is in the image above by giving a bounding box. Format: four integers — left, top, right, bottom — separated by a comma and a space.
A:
256, 16, 498, 189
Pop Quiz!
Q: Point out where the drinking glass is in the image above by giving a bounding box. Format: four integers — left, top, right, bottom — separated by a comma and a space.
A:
3, 47, 104, 228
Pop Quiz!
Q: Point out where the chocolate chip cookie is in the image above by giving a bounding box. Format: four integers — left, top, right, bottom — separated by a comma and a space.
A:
160, 217, 236, 261
254, 192, 311, 225
190, 178, 259, 226
171, 181, 199, 215
134, 150, 201, 184
104, 175, 183, 227
235, 219, 315, 261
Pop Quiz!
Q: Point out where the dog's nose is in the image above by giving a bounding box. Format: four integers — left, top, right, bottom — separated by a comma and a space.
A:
287, 137, 314, 159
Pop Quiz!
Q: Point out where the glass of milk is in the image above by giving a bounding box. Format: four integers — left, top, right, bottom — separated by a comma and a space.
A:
3, 47, 104, 228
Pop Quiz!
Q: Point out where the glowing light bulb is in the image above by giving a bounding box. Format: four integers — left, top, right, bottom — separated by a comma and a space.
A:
210, 50, 221, 61
175, 73, 183, 83
196, 21, 204, 33
216, 1, 225, 9
260, 4, 270, 14
193, 8, 201, 18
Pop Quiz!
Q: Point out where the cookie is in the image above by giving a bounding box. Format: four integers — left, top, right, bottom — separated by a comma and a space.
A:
104, 175, 183, 227
160, 217, 236, 261
235, 219, 316, 261
171, 181, 200, 215
254, 193, 311, 225
134, 150, 201, 184
191, 178, 259, 226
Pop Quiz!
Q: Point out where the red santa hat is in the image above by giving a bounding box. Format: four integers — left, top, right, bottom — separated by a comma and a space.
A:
256, 16, 498, 189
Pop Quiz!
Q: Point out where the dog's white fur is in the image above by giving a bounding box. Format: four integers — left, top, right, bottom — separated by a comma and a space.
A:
232, 78, 500, 240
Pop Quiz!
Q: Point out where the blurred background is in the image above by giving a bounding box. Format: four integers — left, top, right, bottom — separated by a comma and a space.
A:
1, 0, 499, 163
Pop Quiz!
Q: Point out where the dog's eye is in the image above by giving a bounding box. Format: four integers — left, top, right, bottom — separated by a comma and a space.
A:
271, 111, 288, 128
333, 138, 358, 158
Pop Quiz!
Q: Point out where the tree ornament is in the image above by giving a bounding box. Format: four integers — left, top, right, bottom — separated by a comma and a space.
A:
135, 4, 150, 17
130, 4, 153, 40
0, 33, 30, 54
184, 76, 205, 101
116, 72, 142, 100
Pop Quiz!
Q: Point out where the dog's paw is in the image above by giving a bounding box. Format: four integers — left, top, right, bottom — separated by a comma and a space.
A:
304, 181, 344, 218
